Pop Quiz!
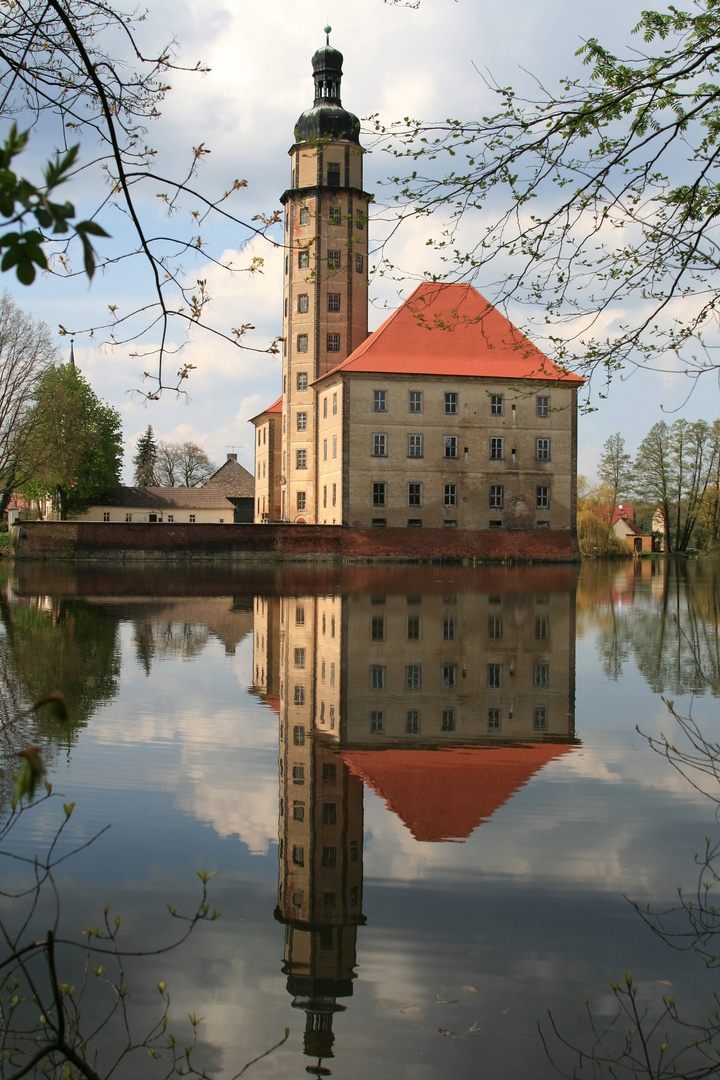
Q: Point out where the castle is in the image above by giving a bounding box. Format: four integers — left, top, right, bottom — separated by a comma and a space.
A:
251, 33, 582, 538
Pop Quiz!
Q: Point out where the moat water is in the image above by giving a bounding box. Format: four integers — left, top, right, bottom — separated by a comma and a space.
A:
1, 558, 719, 1079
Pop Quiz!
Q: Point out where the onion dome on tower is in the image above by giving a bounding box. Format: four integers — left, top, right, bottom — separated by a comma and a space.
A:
294, 27, 361, 144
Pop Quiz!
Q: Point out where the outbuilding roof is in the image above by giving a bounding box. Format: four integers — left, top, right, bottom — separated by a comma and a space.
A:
93, 487, 235, 511
316, 282, 585, 385
203, 455, 255, 498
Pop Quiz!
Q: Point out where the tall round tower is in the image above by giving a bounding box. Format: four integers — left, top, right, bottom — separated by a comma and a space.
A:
279, 30, 370, 523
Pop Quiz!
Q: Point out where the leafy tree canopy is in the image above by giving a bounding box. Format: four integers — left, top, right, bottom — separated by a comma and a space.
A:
377, 1, 720, 399
21, 363, 123, 519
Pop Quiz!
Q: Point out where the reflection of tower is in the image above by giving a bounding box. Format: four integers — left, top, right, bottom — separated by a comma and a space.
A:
273, 594, 365, 1069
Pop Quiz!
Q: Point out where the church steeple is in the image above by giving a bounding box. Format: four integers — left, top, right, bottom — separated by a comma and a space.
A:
294, 27, 360, 145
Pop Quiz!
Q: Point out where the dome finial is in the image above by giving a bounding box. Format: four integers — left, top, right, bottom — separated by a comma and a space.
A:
324, 24, 331, 44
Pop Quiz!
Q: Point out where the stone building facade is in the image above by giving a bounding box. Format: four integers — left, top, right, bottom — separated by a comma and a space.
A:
251, 35, 583, 536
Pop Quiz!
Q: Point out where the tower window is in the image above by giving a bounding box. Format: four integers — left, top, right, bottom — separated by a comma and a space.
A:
296, 411, 307, 431
356, 210, 365, 230
297, 333, 308, 353
297, 293, 309, 313
329, 205, 341, 225
297, 371, 308, 391
299, 206, 309, 225
296, 449, 307, 470
328, 250, 341, 270
328, 293, 341, 312
327, 162, 340, 187
297, 492, 306, 511
298, 250, 309, 269
356, 254, 364, 274
327, 333, 340, 352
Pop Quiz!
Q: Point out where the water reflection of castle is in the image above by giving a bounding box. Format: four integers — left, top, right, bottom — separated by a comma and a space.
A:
252, 570, 578, 1071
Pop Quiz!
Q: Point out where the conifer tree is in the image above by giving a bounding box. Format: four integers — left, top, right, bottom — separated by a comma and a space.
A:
133, 426, 158, 487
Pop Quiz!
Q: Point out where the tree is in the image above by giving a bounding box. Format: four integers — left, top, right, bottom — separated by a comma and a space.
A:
133, 426, 159, 486
0, 293, 58, 518
20, 364, 123, 519
598, 433, 634, 517
378, 2, 720, 395
0, 1, 279, 395
155, 441, 216, 488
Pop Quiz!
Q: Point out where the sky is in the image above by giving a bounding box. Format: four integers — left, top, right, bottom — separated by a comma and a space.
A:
4, 0, 717, 483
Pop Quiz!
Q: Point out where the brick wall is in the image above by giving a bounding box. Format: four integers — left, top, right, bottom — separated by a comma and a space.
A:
13, 521, 579, 562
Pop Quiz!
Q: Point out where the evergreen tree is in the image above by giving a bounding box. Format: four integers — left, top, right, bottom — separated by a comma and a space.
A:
133, 426, 158, 486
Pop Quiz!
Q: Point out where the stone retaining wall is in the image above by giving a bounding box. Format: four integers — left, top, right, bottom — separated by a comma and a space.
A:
12, 521, 579, 562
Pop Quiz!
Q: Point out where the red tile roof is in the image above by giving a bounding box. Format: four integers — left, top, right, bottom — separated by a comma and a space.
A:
316, 283, 584, 385
249, 396, 282, 424
342, 743, 575, 842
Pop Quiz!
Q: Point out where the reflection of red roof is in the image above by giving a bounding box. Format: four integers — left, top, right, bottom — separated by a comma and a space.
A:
315, 283, 584, 385
342, 744, 575, 842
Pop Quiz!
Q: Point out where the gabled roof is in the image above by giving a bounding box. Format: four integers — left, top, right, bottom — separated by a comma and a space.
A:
342, 743, 575, 843
315, 282, 584, 385
203, 456, 255, 498
93, 487, 235, 510
249, 396, 282, 425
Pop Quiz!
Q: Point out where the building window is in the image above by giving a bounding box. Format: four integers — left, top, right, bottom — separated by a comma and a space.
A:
408, 483, 422, 507
491, 394, 503, 415
297, 333, 308, 353
293, 804, 304, 822
442, 709, 455, 732
490, 437, 504, 460
537, 438, 551, 461
408, 433, 423, 458
299, 207, 309, 226
442, 664, 456, 687
332, 435, 337, 458
373, 433, 387, 457
489, 614, 503, 640
294, 648, 306, 668
189, 514, 196, 523
292, 765, 304, 781
371, 616, 385, 641
374, 389, 387, 412
537, 395, 549, 417
534, 706, 547, 730
537, 486, 550, 509
356, 254, 364, 273
292, 846, 304, 866
103, 511, 110, 521
293, 723, 305, 743
327, 162, 340, 186
487, 663, 502, 688
406, 665, 422, 691
372, 482, 386, 507
356, 209, 365, 229
322, 803, 337, 827
298, 293, 309, 313
328, 250, 341, 270
323, 485, 327, 508
409, 390, 422, 413
488, 708, 501, 730
322, 847, 337, 867
125, 513, 132, 522
323, 397, 328, 418
296, 449, 307, 469
332, 483, 337, 506
370, 665, 385, 689
371, 710, 384, 732
408, 518, 422, 527
297, 371, 308, 390
329, 205, 341, 225
332, 392, 338, 415
327, 333, 340, 352
444, 435, 458, 459
406, 710, 420, 734
445, 392, 458, 414
323, 438, 328, 461
328, 292, 341, 312
298, 250, 309, 269
443, 617, 455, 640
490, 485, 503, 509
297, 411, 307, 431
444, 484, 457, 507
372, 518, 387, 527
297, 492, 306, 511
536, 615, 549, 640
534, 663, 550, 688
